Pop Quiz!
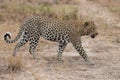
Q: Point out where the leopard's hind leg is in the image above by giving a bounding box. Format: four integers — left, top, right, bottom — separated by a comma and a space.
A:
13, 32, 28, 57
29, 36, 39, 59
57, 40, 67, 62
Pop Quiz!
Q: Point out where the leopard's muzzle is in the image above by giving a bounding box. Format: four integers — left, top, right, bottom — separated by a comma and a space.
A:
91, 33, 98, 38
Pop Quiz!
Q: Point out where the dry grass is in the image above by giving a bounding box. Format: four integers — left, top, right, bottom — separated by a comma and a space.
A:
0, 0, 78, 23
89, 0, 120, 15
7, 54, 23, 72
0, 4, 78, 22
89, 0, 120, 7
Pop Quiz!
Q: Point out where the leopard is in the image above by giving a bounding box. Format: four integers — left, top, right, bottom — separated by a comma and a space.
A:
4, 16, 98, 65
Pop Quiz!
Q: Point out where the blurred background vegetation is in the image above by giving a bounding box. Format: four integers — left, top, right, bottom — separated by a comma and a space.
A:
0, 0, 80, 23
0, 0, 120, 23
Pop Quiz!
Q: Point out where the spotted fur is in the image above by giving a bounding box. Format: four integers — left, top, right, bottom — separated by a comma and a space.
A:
4, 16, 98, 65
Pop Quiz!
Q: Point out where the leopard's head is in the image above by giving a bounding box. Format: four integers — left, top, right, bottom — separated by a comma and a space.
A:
81, 21, 98, 38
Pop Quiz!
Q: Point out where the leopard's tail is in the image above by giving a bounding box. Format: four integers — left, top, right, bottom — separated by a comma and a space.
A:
4, 27, 24, 44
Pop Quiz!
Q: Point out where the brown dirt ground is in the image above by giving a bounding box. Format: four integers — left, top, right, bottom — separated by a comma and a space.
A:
0, 0, 120, 80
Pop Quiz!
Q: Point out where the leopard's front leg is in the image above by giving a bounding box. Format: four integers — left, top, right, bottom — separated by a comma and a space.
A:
71, 37, 94, 65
